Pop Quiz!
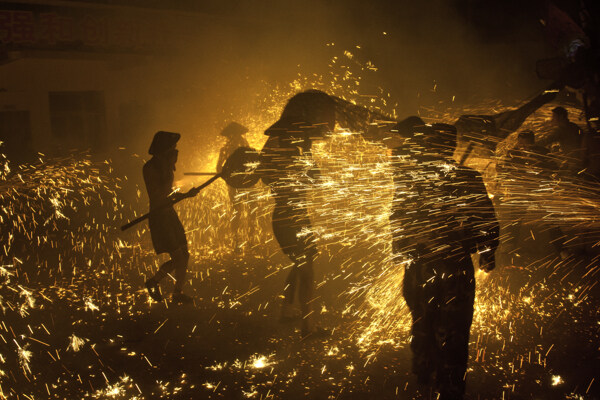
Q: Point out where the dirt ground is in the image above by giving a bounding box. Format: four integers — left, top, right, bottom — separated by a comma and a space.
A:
2, 237, 598, 400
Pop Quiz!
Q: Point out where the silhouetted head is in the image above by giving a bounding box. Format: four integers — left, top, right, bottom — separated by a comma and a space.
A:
280, 90, 336, 133
220, 122, 249, 138
552, 106, 569, 126
149, 131, 180, 155
149, 131, 180, 165
517, 130, 535, 149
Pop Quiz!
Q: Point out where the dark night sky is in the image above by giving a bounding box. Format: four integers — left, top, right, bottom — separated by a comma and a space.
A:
0, 0, 581, 155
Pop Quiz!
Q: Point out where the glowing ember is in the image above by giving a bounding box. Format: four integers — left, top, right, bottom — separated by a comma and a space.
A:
552, 375, 564, 386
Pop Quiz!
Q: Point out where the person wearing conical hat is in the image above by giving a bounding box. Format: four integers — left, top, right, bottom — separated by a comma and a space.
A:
216, 122, 252, 246
259, 90, 336, 339
144, 131, 194, 304
217, 122, 250, 171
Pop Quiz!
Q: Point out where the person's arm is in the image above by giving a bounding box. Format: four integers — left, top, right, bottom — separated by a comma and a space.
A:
362, 123, 405, 148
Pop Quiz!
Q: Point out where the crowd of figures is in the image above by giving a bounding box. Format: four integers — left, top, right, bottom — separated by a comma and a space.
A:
134, 79, 600, 399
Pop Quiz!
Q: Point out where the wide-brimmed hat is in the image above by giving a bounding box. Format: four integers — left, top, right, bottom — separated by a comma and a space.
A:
220, 122, 249, 137
149, 131, 180, 155
264, 90, 336, 139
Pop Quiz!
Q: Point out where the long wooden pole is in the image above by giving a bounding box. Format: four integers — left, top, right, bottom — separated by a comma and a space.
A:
120, 173, 221, 231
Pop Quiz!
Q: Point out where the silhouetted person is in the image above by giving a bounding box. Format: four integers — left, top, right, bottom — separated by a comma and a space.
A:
259, 90, 335, 338
144, 131, 195, 304
543, 106, 584, 171
385, 118, 499, 399
216, 122, 252, 246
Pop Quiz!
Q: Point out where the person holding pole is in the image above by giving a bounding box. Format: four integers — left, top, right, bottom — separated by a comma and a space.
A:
143, 131, 198, 304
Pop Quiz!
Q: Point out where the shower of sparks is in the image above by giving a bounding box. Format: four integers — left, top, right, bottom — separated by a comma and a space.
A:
0, 48, 597, 399
249, 354, 274, 370
67, 334, 87, 352
90, 375, 140, 399
15, 342, 32, 375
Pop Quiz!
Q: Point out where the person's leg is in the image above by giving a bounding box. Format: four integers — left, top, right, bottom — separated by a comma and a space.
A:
152, 259, 176, 282
297, 254, 315, 336
272, 206, 302, 319
228, 187, 247, 248
145, 256, 178, 302
404, 261, 436, 384
280, 266, 300, 321
410, 306, 436, 384
172, 247, 190, 294
435, 266, 475, 400
274, 208, 321, 334
242, 191, 257, 242
283, 266, 299, 304
231, 191, 242, 240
